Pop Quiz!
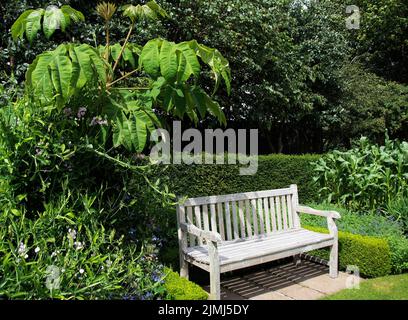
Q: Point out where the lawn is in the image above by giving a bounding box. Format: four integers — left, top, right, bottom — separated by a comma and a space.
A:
324, 274, 408, 300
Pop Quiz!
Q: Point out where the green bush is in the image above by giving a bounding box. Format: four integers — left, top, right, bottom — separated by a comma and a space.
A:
305, 226, 392, 278
164, 268, 208, 300
149, 154, 321, 204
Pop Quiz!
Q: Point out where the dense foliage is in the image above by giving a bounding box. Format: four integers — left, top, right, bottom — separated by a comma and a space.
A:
1, 0, 407, 153
313, 137, 408, 211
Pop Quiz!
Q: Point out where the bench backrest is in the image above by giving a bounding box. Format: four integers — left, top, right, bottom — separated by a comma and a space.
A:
177, 184, 301, 247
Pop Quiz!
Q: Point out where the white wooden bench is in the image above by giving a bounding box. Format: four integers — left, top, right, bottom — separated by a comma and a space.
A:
176, 184, 340, 300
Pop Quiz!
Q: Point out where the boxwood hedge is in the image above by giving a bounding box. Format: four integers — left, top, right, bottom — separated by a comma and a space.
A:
164, 268, 208, 300
306, 226, 392, 278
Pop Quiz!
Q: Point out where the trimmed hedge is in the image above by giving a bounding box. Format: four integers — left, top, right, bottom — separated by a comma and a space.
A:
149, 154, 320, 203
164, 268, 208, 300
305, 226, 392, 278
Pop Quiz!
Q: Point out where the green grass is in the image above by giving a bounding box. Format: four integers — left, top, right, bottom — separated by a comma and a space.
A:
324, 273, 408, 300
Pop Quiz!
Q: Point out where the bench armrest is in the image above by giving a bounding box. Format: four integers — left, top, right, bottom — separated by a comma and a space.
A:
180, 222, 222, 243
296, 205, 341, 219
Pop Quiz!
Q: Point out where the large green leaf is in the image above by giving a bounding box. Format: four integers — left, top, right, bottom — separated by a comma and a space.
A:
159, 40, 178, 81
25, 9, 44, 43
112, 101, 159, 152
176, 42, 201, 82
11, 10, 34, 41
43, 5, 68, 38
26, 44, 106, 107
10, 5, 84, 43
140, 39, 161, 78
122, 1, 168, 23
187, 40, 231, 94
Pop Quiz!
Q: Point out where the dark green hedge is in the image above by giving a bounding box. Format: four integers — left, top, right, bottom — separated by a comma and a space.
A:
164, 267, 208, 300
150, 154, 320, 203
306, 226, 392, 278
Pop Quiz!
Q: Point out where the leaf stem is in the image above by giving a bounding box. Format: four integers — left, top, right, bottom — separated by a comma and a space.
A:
106, 68, 140, 88
111, 23, 134, 74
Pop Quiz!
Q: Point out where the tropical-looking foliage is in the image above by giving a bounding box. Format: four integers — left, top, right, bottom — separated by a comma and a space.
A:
0, 0, 407, 300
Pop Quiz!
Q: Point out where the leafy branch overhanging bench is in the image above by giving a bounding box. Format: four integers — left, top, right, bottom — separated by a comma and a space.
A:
176, 185, 341, 300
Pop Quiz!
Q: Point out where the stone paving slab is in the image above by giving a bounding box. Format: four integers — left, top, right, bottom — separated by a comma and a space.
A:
203, 260, 360, 300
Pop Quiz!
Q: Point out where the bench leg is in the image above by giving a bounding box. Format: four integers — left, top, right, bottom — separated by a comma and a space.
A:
180, 255, 189, 279
293, 254, 301, 266
208, 241, 221, 300
329, 242, 338, 278
209, 262, 221, 300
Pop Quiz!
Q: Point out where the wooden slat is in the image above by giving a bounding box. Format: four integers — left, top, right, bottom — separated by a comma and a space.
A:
183, 188, 293, 206
281, 195, 288, 229
257, 198, 265, 234
251, 199, 258, 236
225, 202, 233, 240
263, 198, 271, 234
245, 200, 252, 237
210, 204, 218, 234
276, 196, 282, 231
238, 201, 246, 238
270, 197, 277, 232
231, 201, 239, 239
194, 205, 203, 245
186, 206, 195, 246
217, 203, 225, 240
286, 194, 293, 229
185, 229, 334, 263
203, 204, 210, 232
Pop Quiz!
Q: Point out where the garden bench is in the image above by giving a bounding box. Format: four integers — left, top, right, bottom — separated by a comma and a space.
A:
176, 184, 341, 300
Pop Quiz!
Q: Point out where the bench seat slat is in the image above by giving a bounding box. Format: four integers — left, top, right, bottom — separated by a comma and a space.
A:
184, 229, 334, 265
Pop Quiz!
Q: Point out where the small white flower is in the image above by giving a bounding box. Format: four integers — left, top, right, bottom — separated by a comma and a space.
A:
105, 259, 112, 267
61, 268, 65, 273
68, 228, 77, 240
17, 242, 28, 258
35, 247, 40, 253
51, 251, 57, 257
74, 241, 84, 250
79, 268, 84, 274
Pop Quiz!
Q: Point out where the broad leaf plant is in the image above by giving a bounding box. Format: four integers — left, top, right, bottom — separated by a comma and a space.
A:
11, 1, 231, 153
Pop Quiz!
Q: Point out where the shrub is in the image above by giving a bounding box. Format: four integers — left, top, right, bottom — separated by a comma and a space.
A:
149, 154, 321, 204
313, 136, 408, 211
163, 268, 208, 300
305, 226, 392, 278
